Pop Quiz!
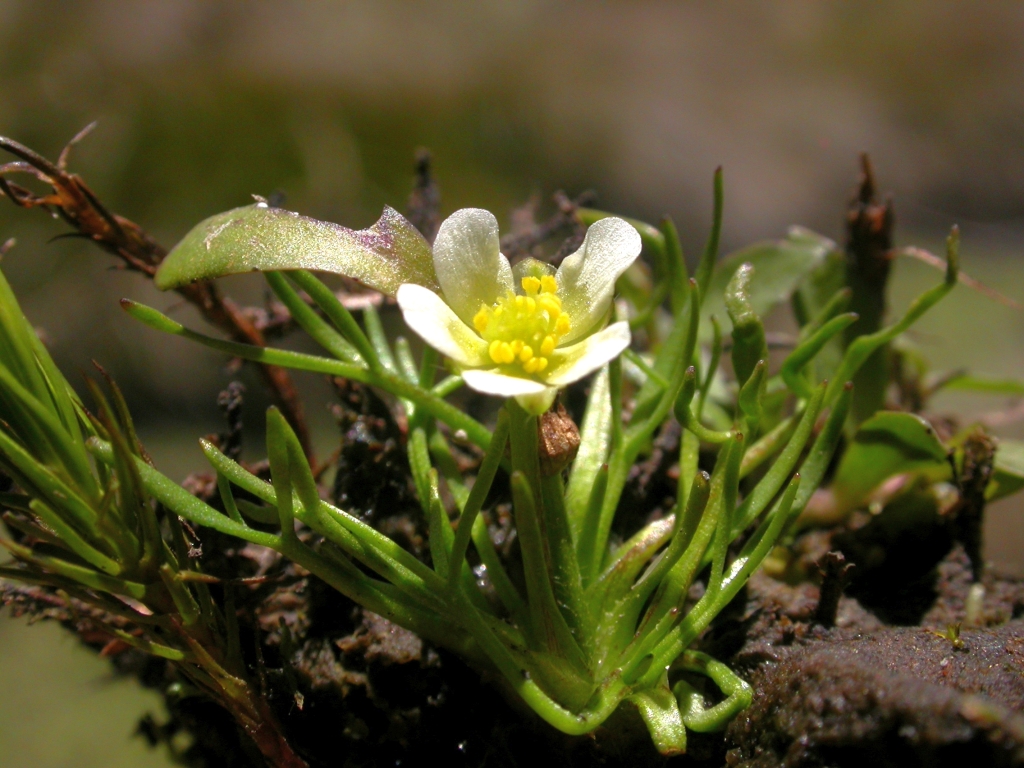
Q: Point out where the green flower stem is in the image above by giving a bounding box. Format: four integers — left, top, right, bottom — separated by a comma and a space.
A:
509, 469, 586, 670
507, 400, 588, 649
122, 300, 492, 451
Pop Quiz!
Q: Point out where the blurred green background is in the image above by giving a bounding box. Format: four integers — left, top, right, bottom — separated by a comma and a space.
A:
1, 2, 1023, 765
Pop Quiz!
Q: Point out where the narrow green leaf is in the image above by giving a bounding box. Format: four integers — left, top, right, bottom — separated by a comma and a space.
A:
263, 271, 361, 363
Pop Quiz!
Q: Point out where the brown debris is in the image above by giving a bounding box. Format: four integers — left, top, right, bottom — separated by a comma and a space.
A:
538, 403, 580, 477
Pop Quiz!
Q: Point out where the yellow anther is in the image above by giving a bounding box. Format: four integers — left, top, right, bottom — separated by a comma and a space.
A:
521, 276, 541, 295
538, 295, 561, 316
475, 276, 570, 377
473, 306, 489, 333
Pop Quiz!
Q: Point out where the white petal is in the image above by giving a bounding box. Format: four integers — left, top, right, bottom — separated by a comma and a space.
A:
433, 208, 514, 325
555, 217, 642, 344
462, 369, 550, 397
545, 322, 631, 387
396, 284, 489, 367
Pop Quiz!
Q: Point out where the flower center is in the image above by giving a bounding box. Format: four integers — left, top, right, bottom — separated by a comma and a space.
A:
472, 275, 571, 376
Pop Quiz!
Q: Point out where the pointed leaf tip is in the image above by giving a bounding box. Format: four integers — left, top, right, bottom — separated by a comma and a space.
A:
155, 204, 439, 295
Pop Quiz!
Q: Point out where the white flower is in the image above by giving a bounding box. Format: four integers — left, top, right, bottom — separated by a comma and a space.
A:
397, 209, 642, 414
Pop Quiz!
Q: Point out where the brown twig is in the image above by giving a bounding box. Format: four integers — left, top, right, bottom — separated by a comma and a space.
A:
814, 551, 854, 628
0, 131, 314, 460
500, 189, 596, 263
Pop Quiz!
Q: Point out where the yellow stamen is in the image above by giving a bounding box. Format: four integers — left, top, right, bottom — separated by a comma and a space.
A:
473, 278, 571, 378
473, 306, 489, 333
538, 295, 561, 316
521, 276, 541, 295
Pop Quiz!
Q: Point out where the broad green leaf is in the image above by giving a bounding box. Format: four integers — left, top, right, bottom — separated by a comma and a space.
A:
989, 438, 1024, 501
700, 226, 835, 342
831, 411, 949, 512
155, 203, 438, 296
940, 375, 1024, 397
